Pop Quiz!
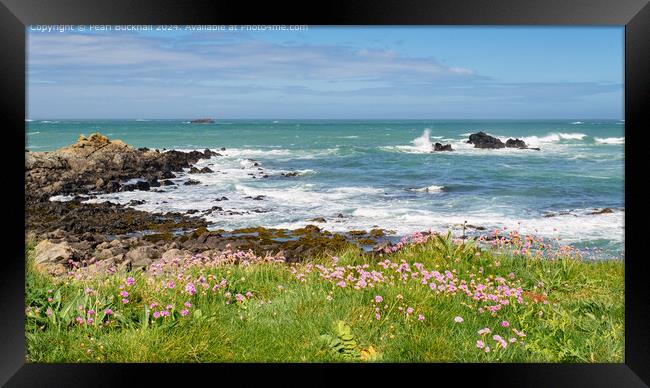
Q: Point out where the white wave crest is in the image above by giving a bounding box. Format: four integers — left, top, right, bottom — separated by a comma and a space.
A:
595, 137, 624, 145
385, 129, 438, 154
514, 132, 587, 147
408, 185, 444, 193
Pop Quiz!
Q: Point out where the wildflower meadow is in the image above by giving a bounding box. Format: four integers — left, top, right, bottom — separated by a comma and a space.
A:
25, 231, 624, 362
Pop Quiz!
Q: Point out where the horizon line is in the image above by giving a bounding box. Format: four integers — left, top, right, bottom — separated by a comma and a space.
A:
26, 117, 625, 121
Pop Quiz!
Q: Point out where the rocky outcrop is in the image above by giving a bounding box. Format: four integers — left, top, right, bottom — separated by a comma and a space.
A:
25, 133, 399, 274
189, 166, 213, 174
433, 143, 453, 152
589, 207, 614, 215
33, 239, 75, 264
467, 132, 540, 150
505, 138, 527, 149
190, 118, 215, 124
467, 132, 505, 149
25, 133, 219, 203
26, 199, 207, 236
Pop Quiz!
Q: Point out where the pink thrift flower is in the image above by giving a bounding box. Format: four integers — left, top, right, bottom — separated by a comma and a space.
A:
104, 308, 113, 315
153, 311, 161, 319
119, 290, 129, 298
121, 298, 129, 304
501, 320, 510, 328
166, 304, 174, 310
45, 308, 53, 317
375, 313, 381, 320
161, 310, 170, 317
150, 302, 158, 309
478, 327, 491, 336
167, 281, 175, 289
235, 294, 245, 302
336, 281, 346, 288
126, 277, 135, 286
245, 291, 254, 298
454, 316, 464, 323
180, 309, 189, 316
223, 292, 231, 299
476, 340, 485, 349
374, 295, 383, 304
185, 283, 196, 295
87, 309, 95, 316
418, 314, 425, 321
484, 346, 491, 353
75, 316, 84, 324
87, 318, 94, 324
406, 307, 414, 315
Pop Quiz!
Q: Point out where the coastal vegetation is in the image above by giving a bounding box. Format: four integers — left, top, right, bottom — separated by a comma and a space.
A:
25, 231, 624, 363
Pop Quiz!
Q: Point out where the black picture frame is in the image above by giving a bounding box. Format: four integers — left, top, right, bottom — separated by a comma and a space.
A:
1, 0, 648, 386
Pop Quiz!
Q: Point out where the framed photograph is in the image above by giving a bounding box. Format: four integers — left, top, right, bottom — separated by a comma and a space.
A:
2, 0, 648, 386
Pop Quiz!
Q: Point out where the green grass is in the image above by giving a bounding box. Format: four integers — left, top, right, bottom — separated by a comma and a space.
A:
24, 236, 624, 363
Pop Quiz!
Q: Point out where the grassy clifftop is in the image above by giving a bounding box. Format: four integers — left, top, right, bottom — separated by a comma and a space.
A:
25, 233, 623, 362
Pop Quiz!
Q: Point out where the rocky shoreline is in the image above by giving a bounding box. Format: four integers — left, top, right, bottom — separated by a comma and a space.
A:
26, 133, 396, 276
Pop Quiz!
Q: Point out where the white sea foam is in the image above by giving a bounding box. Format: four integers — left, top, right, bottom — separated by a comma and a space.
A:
386, 129, 438, 153
408, 185, 444, 193
513, 133, 587, 147
48, 141, 623, 251
571, 121, 584, 125
595, 137, 625, 145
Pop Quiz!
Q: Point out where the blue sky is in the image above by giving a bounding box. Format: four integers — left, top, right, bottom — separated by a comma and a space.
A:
27, 26, 623, 119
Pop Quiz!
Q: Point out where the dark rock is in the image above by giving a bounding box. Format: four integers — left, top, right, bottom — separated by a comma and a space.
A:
135, 181, 150, 191
127, 199, 146, 206
199, 167, 213, 173
433, 143, 453, 151
149, 179, 161, 187
185, 209, 199, 214
190, 118, 215, 124
184, 179, 201, 186
467, 132, 505, 149
214, 196, 229, 201
26, 200, 207, 237
160, 179, 176, 186
281, 172, 299, 177
203, 206, 223, 214
589, 207, 614, 215
505, 138, 527, 149
310, 217, 327, 223
160, 170, 176, 179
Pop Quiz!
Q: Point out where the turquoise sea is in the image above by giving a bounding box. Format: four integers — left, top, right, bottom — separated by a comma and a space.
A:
26, 119, 625, 258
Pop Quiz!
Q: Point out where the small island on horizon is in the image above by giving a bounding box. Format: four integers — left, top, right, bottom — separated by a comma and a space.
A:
190, 118, 216, 124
